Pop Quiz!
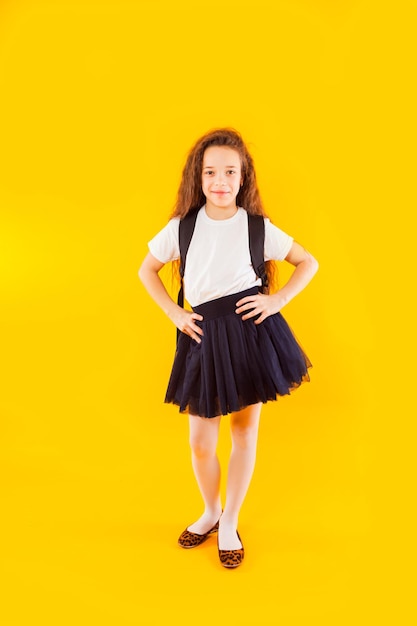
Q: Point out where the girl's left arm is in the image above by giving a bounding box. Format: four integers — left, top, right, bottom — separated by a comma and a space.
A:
235, 241, 319, 324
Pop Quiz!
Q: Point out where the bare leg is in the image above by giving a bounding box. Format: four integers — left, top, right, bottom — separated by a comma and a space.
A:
186, 413, 223, 534
218, 403, 262, 550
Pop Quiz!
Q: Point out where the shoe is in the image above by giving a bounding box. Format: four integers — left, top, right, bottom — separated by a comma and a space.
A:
217, 530, 245, 568
178, 520, 220, 549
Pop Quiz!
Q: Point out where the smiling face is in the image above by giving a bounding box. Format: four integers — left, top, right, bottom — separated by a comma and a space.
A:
201, 146, 243, 218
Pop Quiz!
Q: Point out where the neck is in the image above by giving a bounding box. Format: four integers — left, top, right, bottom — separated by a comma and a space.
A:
205, 202, 238, 221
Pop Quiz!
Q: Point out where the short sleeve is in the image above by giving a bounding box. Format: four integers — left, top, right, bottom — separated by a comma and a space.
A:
264, 218, 294, 261
147, 218, 180, 264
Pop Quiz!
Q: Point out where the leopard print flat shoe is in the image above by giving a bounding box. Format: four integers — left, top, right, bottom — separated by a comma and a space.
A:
178, 520, 220, 549
217, 530, 245, 568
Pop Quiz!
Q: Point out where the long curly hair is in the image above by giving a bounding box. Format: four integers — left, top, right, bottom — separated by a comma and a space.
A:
171, 127, 277, 292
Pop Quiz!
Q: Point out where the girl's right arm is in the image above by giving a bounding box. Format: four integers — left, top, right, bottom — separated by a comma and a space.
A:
138, 252, 204, 343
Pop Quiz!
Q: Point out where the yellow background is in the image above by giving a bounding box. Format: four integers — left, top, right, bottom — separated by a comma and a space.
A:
1, 0, 415, 624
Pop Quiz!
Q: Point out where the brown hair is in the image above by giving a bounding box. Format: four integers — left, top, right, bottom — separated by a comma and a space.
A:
171, 127, 277, 292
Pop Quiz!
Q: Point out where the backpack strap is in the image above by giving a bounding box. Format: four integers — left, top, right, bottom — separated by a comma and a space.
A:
177, 209, 199, 342
248, 213, 268, 293
178, 208, 199, 308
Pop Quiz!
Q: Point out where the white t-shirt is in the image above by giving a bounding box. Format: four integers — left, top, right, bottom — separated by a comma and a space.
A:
147, 206, 294, 307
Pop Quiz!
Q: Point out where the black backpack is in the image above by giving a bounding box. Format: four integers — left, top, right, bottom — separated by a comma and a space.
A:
177, 209, 268, 313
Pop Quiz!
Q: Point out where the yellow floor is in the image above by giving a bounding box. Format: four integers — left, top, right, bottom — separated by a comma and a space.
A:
0, 386, 402, 625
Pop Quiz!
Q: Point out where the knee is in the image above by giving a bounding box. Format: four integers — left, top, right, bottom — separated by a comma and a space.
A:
189, 434, 216, 459
231, 425, 258, 451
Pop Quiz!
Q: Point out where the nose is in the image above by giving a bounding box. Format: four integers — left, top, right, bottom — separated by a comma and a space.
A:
214, 174, 227, 186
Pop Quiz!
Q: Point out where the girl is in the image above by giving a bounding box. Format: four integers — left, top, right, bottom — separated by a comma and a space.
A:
138, 128, 318, 568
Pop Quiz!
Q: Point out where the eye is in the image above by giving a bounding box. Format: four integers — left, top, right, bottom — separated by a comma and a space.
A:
204, 170, 214, 175
227, 170, 236, 175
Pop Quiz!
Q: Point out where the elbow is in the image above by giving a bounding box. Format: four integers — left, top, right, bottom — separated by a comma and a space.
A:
138, 263, 146, 284
307, 252, 319, 276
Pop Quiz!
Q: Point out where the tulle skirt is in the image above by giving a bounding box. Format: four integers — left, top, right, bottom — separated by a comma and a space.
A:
165, 287, 312, 418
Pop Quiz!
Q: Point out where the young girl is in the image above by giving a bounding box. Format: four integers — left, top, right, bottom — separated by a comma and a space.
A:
138, 128, 318, 569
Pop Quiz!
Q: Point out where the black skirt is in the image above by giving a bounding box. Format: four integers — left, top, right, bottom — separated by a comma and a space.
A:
165, 287, 312, 418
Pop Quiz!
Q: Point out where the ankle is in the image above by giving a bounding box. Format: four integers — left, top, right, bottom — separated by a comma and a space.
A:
204, 505, 222, 519
219, 512, 238, 527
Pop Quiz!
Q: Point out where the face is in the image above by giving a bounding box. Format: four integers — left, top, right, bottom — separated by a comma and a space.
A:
201, 146, 243, 214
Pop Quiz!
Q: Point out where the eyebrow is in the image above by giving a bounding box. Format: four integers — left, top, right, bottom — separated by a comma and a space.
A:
203, 165, 238, 168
